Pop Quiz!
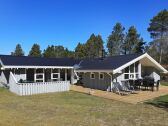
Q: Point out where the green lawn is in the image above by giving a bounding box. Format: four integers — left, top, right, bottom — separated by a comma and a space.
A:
0, 88, 168, 126
161, 81, 168, 86
147, 94, 168, 110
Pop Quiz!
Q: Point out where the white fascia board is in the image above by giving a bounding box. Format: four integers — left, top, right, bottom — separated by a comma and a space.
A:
3, 65, 74, 69
75, 69, 113, 73
113, 53, 168, 74
113, 53, 147, 74
0, 58, 4, 66
0, 58, 5, 70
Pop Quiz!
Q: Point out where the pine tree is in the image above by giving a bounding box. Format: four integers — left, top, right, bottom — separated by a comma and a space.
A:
28, 43, 42, 57
147, 9, 168, 63
107, 23, 125, 56
134, 38, 146, 53
85, 34, 104, 58
13, 44, 24, 56
43, 45, 55, 58
75, 42, 86, 59
123, 26, 140, 54
43, 45, 74, 58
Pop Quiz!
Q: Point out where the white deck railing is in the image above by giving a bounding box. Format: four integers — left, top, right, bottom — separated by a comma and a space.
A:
9, 72, 70, 96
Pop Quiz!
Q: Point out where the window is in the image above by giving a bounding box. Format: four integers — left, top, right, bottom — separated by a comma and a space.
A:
35, 69, 44, 82
125, 67, 129, 73
135, 62, 139, 73
35, 73, 44, 82
130, 64, 134, 73
51, 69, 60, 81
51, 73, 60, 81
124, 74, 129, 79
124, 62, 140, 80
90, 73, 95, 79
99, 73, 104, 80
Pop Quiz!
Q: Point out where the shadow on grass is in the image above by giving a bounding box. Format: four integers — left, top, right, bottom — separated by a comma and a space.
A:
146, 95, 168, 111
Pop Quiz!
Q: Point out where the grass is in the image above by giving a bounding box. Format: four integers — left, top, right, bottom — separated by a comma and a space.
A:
0, 88, 168, 126
161, 81, 168, 86
147, 94, 168, 110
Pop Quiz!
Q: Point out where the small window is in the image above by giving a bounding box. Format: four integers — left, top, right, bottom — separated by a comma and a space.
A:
90, 73, 95, 79
35, 73, 44, 82
51, 73, 60, 81
99, 73, 104, 80
124, 74, 129, 79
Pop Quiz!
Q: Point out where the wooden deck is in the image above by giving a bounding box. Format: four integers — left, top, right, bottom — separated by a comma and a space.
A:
70, 85, 168, 104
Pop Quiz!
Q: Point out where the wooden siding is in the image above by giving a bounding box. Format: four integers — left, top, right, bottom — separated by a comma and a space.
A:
81, 72, 111, 91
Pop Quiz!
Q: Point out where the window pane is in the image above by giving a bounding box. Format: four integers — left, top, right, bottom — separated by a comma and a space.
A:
130, 74, 134, 79
125, 67, 129, 73
130, 64, 134, 73
36, 74, 43, 79
135, 62, 139, 72
124, 74, 129, 79
100, 74, 104, 79
53, 74, 59, 78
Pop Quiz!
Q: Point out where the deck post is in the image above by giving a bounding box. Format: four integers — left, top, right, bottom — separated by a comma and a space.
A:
138, 63, 142, 78
58, 69, 60, 81
71, 69, 74, 84
43, 68, 45, 82
65, 69, 67, 81
51, 69, 53, 81
25, 68, 27, 81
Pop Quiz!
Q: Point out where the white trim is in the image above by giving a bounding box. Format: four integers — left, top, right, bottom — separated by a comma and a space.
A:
99, 73, 104, 80
3, 65, 73, 69
76, 69, 113, 73
35, 73, 44, 82
51, 69, 60, 81
107, 73, 113, 91
0, 58, 4, 67
90, 72, 95, 79
34, 69, 44, 82
51, 73, 60, 80
113, 53, 168, 74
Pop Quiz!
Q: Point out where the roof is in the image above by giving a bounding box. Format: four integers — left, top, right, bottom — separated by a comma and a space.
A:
77, 53, 144, 70
0, 55, 80, 67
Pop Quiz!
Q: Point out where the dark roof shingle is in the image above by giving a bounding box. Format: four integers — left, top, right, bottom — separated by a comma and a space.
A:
78, 53, 144, 70
0, 55, 80, 67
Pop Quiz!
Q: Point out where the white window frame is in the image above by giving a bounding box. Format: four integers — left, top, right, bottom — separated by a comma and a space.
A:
90, 73, 95, 79
51, 73, 60, 80
34, 69, 44, 82
124, 62, 140, 80
51, 69, 60, 81
35, 73, 44, 82
99, 73, 104, 80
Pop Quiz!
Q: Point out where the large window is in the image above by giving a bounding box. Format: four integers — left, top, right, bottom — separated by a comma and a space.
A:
124, 62, 140, 80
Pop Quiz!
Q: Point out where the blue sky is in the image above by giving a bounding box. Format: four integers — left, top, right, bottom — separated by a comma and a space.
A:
0, 0, 168, 55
